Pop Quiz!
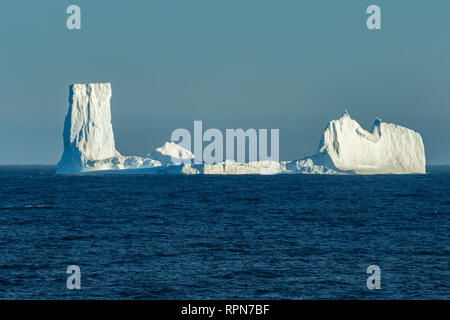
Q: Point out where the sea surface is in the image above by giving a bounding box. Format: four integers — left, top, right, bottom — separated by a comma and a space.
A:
0, 166, 448, 299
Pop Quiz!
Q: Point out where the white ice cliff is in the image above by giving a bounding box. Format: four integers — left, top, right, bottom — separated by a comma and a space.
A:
57, 83, 426, 175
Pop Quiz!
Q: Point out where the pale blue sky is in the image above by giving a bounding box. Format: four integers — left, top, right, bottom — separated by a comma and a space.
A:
1, 0, 449, 164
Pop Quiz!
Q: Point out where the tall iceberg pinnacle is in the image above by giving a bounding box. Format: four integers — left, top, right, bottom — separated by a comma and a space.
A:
57, 83, 120, 174
57, 83, 426, 175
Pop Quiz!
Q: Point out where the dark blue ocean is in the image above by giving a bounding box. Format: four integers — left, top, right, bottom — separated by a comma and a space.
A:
0, 166, 448, 299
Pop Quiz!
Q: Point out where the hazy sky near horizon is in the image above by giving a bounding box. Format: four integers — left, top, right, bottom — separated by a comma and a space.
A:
1, 0, 450, 164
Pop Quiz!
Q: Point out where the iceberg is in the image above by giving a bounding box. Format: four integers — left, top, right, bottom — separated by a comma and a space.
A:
149, 141, 195, 166
57, 83, 159, 174
57, 83, 118, 173
57, 83, 426, 175
284, 112, 426, 174
296, 112, 426, 174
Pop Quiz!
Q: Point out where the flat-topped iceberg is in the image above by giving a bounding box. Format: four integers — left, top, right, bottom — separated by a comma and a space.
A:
57, 83, 426, 175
